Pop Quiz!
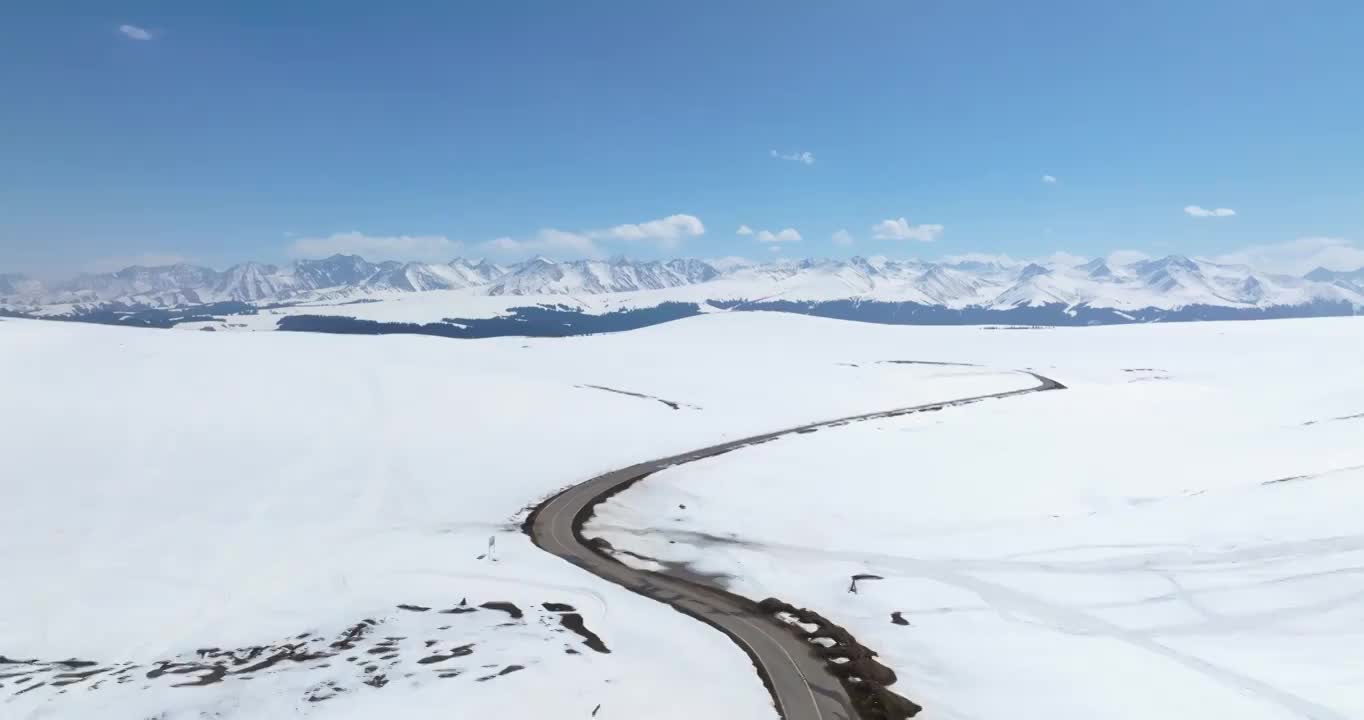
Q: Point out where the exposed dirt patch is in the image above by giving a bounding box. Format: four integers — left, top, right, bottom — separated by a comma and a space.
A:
417, 644, 475, 665
477, 664, 526, 682
557, 614, 610, 654
761, 598, 922, 720
479, 601, 523, 620
879, 360, 978, 367
305, 680, 344, 702
3, 600, 576, 705
589, 534, 740, 587
577, 384, 700, 411
364, 673, 389, 688
1262, 464, 1364, 486
1303, 412, 1364, 427
49, 667, 109, 687
849, 574, 884, 593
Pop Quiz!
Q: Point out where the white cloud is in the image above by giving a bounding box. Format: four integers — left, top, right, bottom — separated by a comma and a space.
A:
591, 214, 703, 249
287, 231, 460, 261
872, 218, 944, 242
1039, 251, 1088, 266
938, 252, 1018, 267
1042, 174, 1058, 184
1106, 249, 1152, 266
705, 256, 756, 272
831, 229, 854, 246
481, 229, 604, 260
1184, 205, 1236, 218
119, 24, 153, 40
83, 253, 187, 273
941, 251, 1085, 268
754, 228, 802, 244
483, 237, 521, 253
476, 213, 704, 260
770, 149, 815, 165
736, 224, 754, 236
768, 245, 783, 253
1211, 236, 1364, 275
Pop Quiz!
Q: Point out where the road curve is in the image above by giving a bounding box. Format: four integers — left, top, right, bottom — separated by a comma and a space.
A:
527, 371, 1065, 720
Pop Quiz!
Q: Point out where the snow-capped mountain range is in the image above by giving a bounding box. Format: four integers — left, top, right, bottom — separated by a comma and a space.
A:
3, 253, 1363, 315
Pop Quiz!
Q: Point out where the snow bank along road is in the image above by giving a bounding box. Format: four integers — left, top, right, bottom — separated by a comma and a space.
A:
527, 371, 1065, 720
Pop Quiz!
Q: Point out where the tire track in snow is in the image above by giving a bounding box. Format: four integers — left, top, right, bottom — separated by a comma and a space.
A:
721, 537, 1352, 718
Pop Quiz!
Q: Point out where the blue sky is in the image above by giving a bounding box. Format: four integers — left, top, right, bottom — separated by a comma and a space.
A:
3, 1, 1363, 276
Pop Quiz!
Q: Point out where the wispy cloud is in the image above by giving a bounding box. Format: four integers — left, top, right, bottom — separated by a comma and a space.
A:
483, 229, 602, 259
1106, 249, 1152, 266
287, 232, 460, 261
1041, 174, 1058, 184
1041, 250, 1087, 266
592, 214, 704, 249
938, 252, 1018, 267
1212, 236, 1364, 274
1184, 205, 1236, 218
738, 223, 801, 244
754, 228, 802, 244
119, 24, 154, 41
479, 213, 705, 260
831, 229, 854, 246
871, 218, 944, 242
770, 149, 815, 165
705, 256, 755, 272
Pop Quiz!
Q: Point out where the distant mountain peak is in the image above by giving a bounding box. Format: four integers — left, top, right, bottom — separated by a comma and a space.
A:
1078, 257, 1115, 279
1239, 275, 1266, 301
1141, 254, 1199, 272
0, 272, 45, 299
6, 254, 1364, 315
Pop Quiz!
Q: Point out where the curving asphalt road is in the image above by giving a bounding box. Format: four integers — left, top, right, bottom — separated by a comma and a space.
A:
528, 371, 1065, 720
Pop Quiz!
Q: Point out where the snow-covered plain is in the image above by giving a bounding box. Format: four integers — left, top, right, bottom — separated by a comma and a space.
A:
0, 314, 1032, 719
6, 313, 1360, 719
589, 315, 1364, 720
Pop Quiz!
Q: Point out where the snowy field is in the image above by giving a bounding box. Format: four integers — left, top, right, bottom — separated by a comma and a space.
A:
0, 313, 1033, 719
4, 313, 1360, 719
589, 315, 1364, 720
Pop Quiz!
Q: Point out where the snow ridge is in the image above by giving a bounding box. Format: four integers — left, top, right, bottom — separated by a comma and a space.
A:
3, 254, 1363, 313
